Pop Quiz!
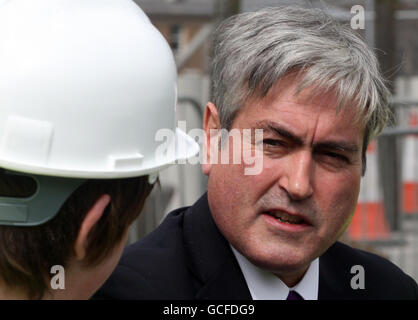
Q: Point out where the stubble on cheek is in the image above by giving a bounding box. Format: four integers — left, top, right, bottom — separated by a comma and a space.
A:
318, 182, 360, 245
208, 165, 262, 248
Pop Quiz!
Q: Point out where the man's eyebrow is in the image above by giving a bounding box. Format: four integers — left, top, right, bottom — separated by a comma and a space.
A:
314, 141, 359, 154
254, 120, 359, 153
254, 120, 303, 145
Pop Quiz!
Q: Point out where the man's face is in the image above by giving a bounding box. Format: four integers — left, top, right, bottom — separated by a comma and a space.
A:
203, 77, 364, 284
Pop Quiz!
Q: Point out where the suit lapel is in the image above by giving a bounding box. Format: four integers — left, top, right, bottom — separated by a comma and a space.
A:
182, 193, 252, 300
318, 254, 345, 299
195, 258, 253, 300
318, 242, 357, 300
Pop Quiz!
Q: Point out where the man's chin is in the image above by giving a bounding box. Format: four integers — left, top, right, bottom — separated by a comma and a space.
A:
244, 247, 314, 276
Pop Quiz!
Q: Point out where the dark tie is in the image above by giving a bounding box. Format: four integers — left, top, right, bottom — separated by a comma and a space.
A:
286, 290, 303, 300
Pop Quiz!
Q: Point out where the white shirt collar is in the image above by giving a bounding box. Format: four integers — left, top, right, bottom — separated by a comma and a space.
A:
231, 245, 319, 300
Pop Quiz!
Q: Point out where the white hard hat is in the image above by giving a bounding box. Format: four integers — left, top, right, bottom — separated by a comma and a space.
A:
0, 0, 199, 226
0, 0, 199, 179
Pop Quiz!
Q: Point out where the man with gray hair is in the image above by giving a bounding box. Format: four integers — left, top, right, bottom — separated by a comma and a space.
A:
96, 6, 418, 300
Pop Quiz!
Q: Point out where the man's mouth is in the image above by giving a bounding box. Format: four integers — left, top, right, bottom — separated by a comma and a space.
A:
264, 210, 310, 226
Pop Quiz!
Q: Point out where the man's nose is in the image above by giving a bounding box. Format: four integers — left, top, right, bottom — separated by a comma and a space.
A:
278, 150, 314, 201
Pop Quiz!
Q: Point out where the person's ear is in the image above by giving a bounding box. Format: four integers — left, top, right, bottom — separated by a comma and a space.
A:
202, 102, 221, 176
74, 194, 111, 261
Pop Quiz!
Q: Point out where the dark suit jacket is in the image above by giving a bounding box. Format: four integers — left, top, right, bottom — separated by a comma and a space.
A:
95, 193, 418, 300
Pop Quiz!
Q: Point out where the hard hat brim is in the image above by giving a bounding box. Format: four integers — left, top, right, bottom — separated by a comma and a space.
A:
0, 128, 200, 179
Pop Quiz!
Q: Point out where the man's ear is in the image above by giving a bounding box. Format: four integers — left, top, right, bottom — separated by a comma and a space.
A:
202, 102, 221, 176
74, 194, 111, 261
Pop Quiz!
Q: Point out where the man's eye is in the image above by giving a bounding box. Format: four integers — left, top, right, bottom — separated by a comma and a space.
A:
323, 152, 349, 163
263, 139, 286, 147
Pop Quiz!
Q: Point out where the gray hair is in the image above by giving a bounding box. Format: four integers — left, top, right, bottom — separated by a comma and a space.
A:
210, 6, 392, 174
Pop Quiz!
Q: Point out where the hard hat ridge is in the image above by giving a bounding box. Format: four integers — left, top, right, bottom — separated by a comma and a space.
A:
0, 0, 199, 179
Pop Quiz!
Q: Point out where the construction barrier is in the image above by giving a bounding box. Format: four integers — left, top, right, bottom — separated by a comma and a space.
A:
348, 140, 390, 240
402, 110, 418, 215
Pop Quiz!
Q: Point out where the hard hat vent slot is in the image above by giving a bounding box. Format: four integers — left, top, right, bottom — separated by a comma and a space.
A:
0, 170, 37, 199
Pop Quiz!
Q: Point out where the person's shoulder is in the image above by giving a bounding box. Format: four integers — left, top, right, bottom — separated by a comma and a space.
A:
325, 241, 418, 299
94, 205, 196, 299
328, 241, 403, 274
126, 205, 189, 254
122, 205, 191, 272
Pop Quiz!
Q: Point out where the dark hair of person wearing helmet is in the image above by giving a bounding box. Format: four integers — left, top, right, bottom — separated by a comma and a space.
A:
0, 173, 153, 299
